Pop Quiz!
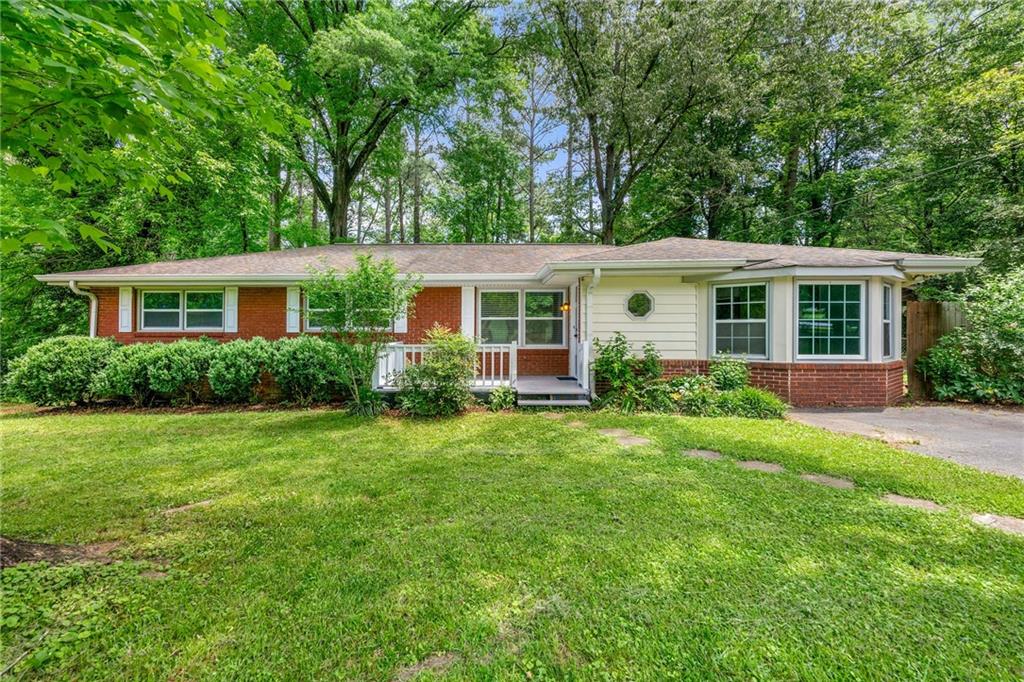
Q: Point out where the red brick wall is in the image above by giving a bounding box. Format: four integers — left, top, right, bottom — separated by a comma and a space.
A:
400, 287, 462, 342
95, 287, 291, 343
93, 285, 569, 375
519, 349, 569, 376
659, 359, 905, 407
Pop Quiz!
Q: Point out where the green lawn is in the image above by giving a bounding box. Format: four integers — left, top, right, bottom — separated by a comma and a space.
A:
2, 409, 1023, 680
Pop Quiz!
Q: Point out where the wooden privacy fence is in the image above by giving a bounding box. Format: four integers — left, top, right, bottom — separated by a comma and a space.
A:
905, 300, 966, 399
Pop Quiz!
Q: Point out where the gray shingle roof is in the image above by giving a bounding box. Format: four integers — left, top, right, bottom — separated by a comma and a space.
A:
37, 238, 974, 282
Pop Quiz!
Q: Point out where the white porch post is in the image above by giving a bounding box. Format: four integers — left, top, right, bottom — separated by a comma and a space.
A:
460, 286, 475, 339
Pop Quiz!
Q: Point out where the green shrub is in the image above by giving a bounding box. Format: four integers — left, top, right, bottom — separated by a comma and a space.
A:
593, 333, 663, 412
709, 356, 749, 390
5, 336, 117, 406
715, 386, 788, 419
917, 268, 1024, 404
269, 335, 346, 405
146, 339, 217, 405
638, 381, 677, 412
208, 338, 273, 403
91, 343, 163, 406
397, 325, 477, 417
679, 383, 721, 417
488, 385, 517, 411
348, 386, 387, 417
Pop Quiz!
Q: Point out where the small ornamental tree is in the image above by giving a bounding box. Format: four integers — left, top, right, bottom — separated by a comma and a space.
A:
302, 255, 421, 413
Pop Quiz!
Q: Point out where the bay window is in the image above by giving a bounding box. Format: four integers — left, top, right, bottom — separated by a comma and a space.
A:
797, 282, 864, 358
713, 283, 768, 357
479, 289, 566, 346
883, 284, 894, 358
140, 290, 224, 331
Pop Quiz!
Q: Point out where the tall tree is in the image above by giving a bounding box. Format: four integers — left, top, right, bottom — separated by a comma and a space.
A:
544, 0, 767, 243
233, 0, 501, 243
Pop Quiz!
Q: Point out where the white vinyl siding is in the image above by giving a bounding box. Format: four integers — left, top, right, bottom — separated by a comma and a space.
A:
588, 277, 697, 359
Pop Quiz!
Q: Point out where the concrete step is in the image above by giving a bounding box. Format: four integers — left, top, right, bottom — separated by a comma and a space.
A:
518, 399, 592, 407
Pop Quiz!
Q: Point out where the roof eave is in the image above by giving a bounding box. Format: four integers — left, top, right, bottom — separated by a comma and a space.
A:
899, 257, 982, 275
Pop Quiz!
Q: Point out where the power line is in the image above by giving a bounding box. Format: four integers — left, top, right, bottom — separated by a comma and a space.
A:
767, 140, 1023, 228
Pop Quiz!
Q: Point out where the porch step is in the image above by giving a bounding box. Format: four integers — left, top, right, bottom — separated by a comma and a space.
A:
518, 398, 591, 407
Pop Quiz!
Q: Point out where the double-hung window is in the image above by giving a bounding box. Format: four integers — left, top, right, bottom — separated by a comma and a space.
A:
305, 292, 330, 332
882, 284, 894, 358
713, 283, 768, 357
479, 290, 566, 346
140, 290, 224, 331
479, 291, 520, 344
797, 282, 864, 358
524, 291, 565, 345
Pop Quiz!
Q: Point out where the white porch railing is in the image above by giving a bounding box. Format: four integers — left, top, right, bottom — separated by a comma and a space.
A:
374, 342, 517, 390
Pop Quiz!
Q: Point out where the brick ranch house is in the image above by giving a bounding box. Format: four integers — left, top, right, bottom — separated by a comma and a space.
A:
37, 238, 979, 407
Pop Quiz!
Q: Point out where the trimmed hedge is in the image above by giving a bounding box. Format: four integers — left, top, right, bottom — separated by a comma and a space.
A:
6, 336, 117, 406
12, 336, 353, 407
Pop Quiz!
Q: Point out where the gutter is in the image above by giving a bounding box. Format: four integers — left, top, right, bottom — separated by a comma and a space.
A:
68, 280, 98, 338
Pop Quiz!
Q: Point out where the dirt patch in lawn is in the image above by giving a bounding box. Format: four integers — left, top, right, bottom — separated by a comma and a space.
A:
163, 499, 214, 515
0, 536, 121, 568
392, 652, 459, 681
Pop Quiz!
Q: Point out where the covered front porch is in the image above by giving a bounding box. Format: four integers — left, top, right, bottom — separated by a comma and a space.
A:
373, 341, 591, 406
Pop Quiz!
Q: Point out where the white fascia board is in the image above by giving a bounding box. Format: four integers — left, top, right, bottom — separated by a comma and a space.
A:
37, 272, 543, 287
899, 257, 982, 274
538, 259, 746, 283
700, 265, 906, 282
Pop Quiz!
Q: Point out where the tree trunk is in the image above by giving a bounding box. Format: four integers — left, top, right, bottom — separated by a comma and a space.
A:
311, 141, 320, 235
564, 118, 574, 238
268, 159, 284, 251
780, 138, 801, 244
397, 172, 405, 243
383, 177, 393, 243
412, 122, 423, 243
240, 215, 249, 252
330, 171, 351, 243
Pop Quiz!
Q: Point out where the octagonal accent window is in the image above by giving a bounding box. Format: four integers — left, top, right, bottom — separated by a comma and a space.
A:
625, 291, 654, 320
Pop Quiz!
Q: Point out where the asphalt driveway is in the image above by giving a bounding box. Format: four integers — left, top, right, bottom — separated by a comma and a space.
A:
790, 405, 1024, 479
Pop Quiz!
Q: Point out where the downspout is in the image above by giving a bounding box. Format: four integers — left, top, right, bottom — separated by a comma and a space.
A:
585, 267, 601, 344
584, 268, 601, 396
68, 280, 98, 338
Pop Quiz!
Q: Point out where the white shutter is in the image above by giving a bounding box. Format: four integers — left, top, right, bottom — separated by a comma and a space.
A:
460, 286, 475, 338
224, 287, 239, 333
286, 287, 300, 333
393, 305, 408, 334
118, 287, 133, 332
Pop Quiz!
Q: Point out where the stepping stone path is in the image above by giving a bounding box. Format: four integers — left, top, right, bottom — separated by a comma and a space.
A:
566, 420, 587, 429
540, 412, 565, 420
736, 460, 784, 473
682, 449, 723, 460
597, 428, 651, 447
881, 494, 945, 512
971, 513, 1024, 537
800, 473, 855, 489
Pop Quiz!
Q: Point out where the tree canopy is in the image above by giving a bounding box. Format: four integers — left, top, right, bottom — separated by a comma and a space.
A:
2, 0, 1022, 370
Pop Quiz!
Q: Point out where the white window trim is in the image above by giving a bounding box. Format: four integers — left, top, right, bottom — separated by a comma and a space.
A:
624, 290, 655, 321
794, 280, 867, 361
478, 288, 568, 349
304, 293, 329, 333
882, 283, 894, 359
710, 281, 769, 360
139, 289, 225, 332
